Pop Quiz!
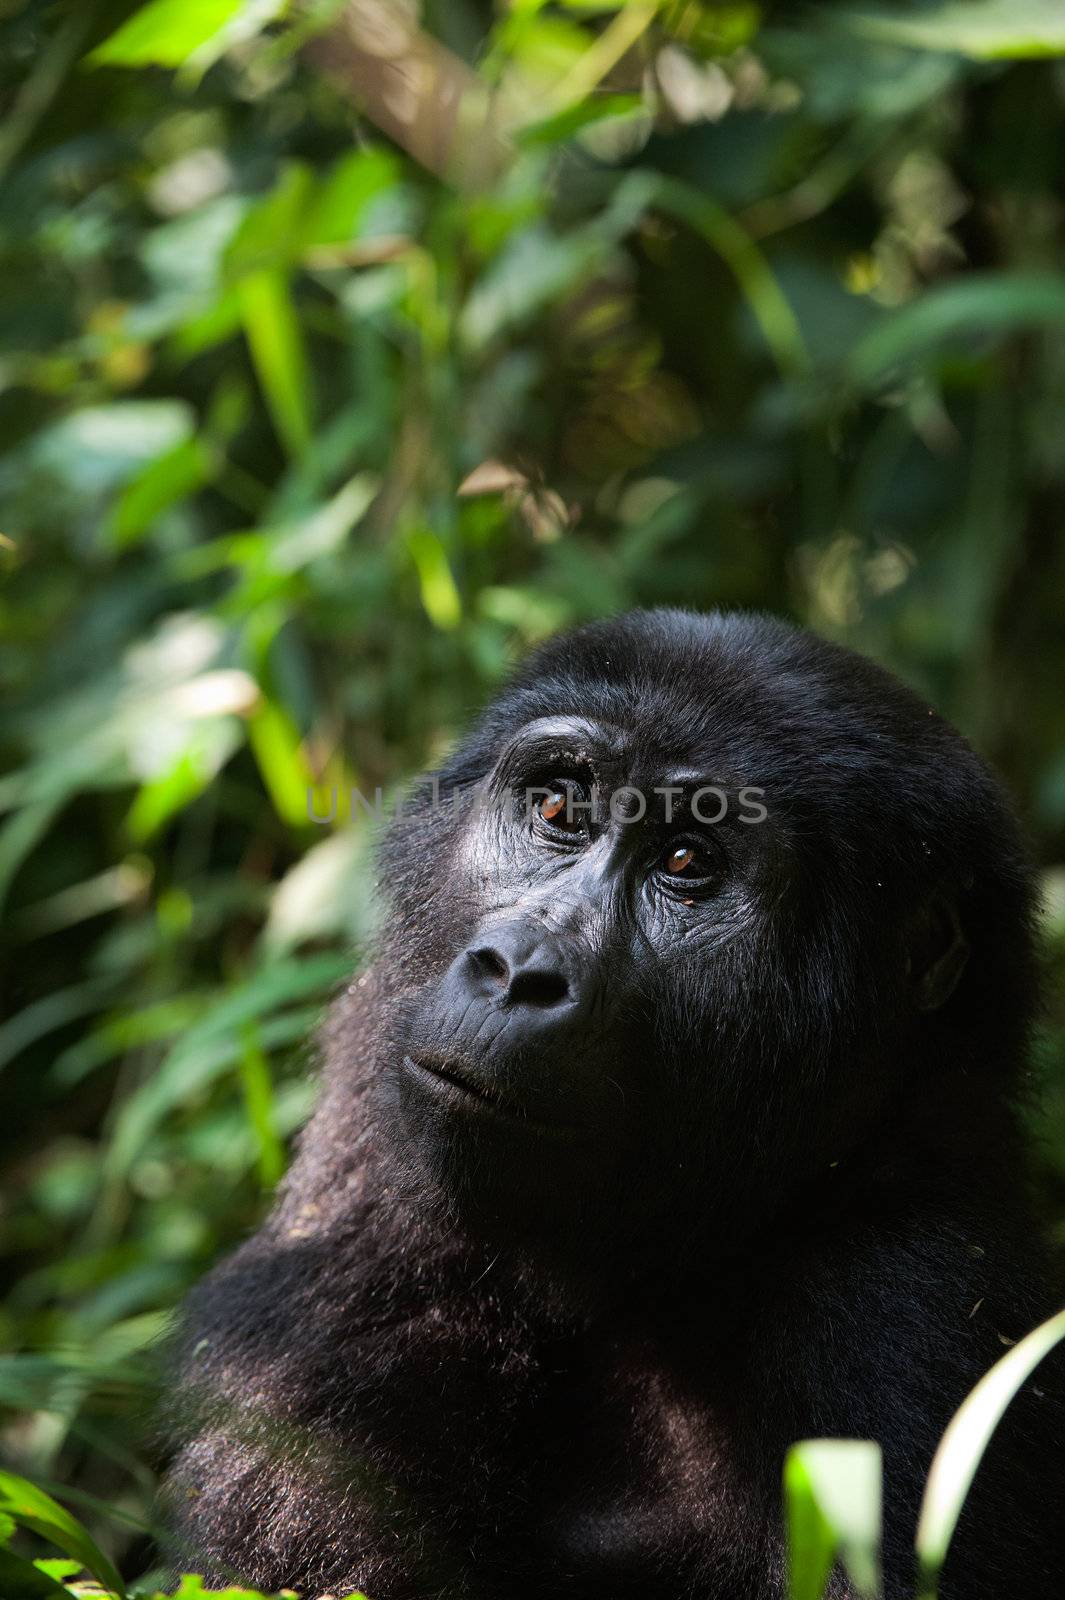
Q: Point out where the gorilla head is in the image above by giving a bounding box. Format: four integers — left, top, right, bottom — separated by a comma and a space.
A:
169, 610, 1056, 1600
368, 609, 1033, 1270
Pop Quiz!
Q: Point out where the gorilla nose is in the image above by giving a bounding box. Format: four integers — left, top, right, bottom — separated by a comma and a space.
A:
465, 927, 572, 1010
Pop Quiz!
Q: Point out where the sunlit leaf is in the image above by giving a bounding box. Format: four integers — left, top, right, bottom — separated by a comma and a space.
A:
265, 827, 379, 954
33, 1557, 82, 1580
89, 0, 286, 72
126, 719, 243, 842
170, 1577, 307, 1598
407, 528, 462, 630
303, 147, 406, 247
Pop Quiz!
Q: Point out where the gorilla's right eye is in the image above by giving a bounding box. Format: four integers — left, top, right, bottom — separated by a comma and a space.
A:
535, 780, 587, 836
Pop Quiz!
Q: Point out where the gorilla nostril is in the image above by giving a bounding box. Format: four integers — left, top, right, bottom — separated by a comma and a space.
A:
469, 946, 509, 986
465, 934, 573, 1008
507, 968, 570, 1008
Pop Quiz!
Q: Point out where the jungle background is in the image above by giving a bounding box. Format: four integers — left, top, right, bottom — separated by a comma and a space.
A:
2, 0, 1065, 1591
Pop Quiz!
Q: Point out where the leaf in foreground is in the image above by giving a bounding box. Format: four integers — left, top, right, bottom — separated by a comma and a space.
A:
785, 1439, 881, 1599
916, 1306, 1065, 1593
0, 1470, 124, 1597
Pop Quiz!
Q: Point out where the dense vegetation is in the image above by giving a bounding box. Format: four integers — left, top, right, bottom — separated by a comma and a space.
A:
2, 0, 1065, 1593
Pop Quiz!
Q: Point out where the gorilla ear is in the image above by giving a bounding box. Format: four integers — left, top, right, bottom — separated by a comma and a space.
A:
906, 892, 970, 1011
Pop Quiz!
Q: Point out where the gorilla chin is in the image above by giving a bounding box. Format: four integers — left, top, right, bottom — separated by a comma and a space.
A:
392, 1050, 615, 1239
166, 608, 1065, 1600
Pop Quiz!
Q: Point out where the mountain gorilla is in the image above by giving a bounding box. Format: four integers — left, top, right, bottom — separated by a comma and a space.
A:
166, 610, 1065, 1598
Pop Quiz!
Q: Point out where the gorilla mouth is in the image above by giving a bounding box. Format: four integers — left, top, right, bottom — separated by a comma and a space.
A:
410, 1054, 502, 1106
402, 1055, 576, 1138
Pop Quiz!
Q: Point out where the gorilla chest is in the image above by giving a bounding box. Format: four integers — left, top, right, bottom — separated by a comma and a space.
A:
387, 1335, 761, 1593
524, 1361, 757, 1583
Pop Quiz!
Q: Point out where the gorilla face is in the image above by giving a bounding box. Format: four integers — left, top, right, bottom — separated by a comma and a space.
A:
374, 610, 996, 1258
389, 714, 777, 1232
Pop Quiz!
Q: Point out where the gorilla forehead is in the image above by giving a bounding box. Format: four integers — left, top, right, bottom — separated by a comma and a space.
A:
485, 610, 942, 758
457, 608, 969, 826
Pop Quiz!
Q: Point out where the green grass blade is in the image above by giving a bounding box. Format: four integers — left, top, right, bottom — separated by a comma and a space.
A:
0, 1469, 125, 1597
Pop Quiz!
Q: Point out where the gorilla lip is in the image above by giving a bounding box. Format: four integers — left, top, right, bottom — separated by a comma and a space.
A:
402, 1054, 576, 1137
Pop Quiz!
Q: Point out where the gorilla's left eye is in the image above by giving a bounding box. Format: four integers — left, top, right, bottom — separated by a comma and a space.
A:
658, 840, 720, 887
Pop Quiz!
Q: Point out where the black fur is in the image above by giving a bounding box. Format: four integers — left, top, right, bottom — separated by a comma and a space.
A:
165, 610, 1065, 1598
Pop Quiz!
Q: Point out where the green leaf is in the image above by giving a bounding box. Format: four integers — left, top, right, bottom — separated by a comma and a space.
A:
849, 271, 1065, 387
126, 717, 243, 842
0, 1470, 124, 1597
0, 796, 66, 916
784, 1440, 881, 1599
785, 1455, 836, 1600
34, 1558, 82, 1579
239, 1023, 286, 1188
842, 0, 1065, 60
0, 979, 112, 1075
88, 0, 285, 71
105, 954, 348, 1177
170, 1579, 307, 1599
304, 148, 404, 247
246, 697, 314, 827
237, 270, 313, 458
89, 0, 246, 66
516, 92, 643, 148
407, 528, 462, 630
916, 1308, 1065, 1593
460, 223, 608, 350
108, 436, 213, 549
645, 174, 810, 379
266, 475, 378, 573
8, 401, 195, 502
225, 165, 316, 280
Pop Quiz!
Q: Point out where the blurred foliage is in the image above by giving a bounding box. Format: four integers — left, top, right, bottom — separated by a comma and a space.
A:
2, 0, 1065, 1586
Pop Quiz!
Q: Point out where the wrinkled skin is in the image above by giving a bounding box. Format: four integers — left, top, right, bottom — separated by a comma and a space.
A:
165, 610, 1065, 1599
